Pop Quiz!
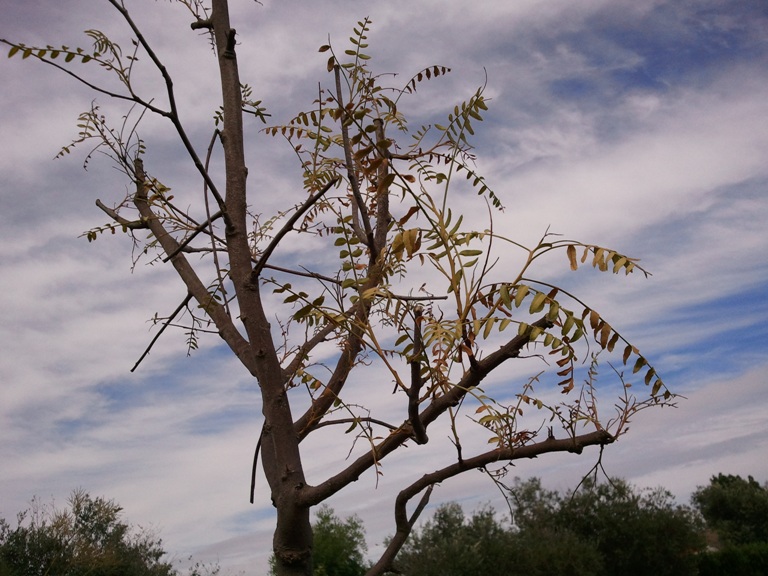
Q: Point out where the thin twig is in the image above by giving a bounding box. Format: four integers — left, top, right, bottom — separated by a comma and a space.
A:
311, 417, 398, 432
106, 0, 229, 217
251, 178, 339, 278
161, 210, 223, 262
334, 65, 373, 246
131, 293, 193, 372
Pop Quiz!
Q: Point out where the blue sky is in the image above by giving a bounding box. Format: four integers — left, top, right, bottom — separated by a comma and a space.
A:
1, 0, 767, 573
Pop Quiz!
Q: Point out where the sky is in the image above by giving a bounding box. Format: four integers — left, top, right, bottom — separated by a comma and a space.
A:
1, 0, 767, 573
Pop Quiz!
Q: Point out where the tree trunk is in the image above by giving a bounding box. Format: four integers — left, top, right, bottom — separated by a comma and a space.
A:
210, 1, 312, 573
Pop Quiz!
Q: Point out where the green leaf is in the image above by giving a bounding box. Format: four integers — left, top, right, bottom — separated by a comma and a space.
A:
514, 285, 529, 307
529, 291, 547, 314
546, 300, 560, 322
567, 244, 578, 270
483, 318, 495, 339
499, 284, 511, 308
562, 314, 575, 335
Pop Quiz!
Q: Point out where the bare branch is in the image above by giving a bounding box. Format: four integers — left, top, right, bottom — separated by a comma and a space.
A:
95, 199, 148, 229
408, 306, 428, 444
132, 157, 258, 374
161, 210, 224, 262
367, 430, 614, 576
131, 293, 192, 372
299, 316, 554, 505
106, 0, 228, 217
251, 177, 339, 278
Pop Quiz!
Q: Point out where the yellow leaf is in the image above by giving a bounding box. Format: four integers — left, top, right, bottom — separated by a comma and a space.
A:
514, 285, 529, 307
562, 314, 575, 335
547, 300, 560, 322
499, 284, 511, 308
607, 332, 620, 352
404, 228, 421, 258
529, 292, 547, 314
567, 244, 578, 271
599, 323, 611, 348
483, 318, 495, 339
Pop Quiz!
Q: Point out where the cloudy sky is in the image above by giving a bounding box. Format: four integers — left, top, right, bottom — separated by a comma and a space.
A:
1, 0, 767, 572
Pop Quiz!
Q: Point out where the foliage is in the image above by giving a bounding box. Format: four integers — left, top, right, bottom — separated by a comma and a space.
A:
1, 2, 675, 575
0, 490, 205, 576
392, 499, 602, 576
696, 542, 768, 576
551, 478, 705, 576
395, 477, 704, 576
393, 503, 520, 576
692, 473, 768, 546
269, 506, 368, 576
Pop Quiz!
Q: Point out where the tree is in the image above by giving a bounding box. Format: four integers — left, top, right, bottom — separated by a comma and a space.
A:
510, 477, 704, 576
0, 490, 189, 576
1, 2, 675, 574
398, 478, 704, 576
692, 473, 768, 546
270, 506, 368, 576
393, 503, 520, 576
396, 500, 603, 576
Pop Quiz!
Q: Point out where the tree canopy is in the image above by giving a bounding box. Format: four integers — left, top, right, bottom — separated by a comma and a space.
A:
394, 477, 704, 576
0, 490, 217, 576
692, 473, 768, 546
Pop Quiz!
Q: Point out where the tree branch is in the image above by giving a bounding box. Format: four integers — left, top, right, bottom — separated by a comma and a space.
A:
131, 157, 258, 374
95, 199, 149, 229
130, 293, 192, 372
367, 429, 615, 576
251, 177, 339, 278
334, 65, 372, 246
298, 316, 554, 506
106, 0, 229, 218
408, 306, 428, 444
